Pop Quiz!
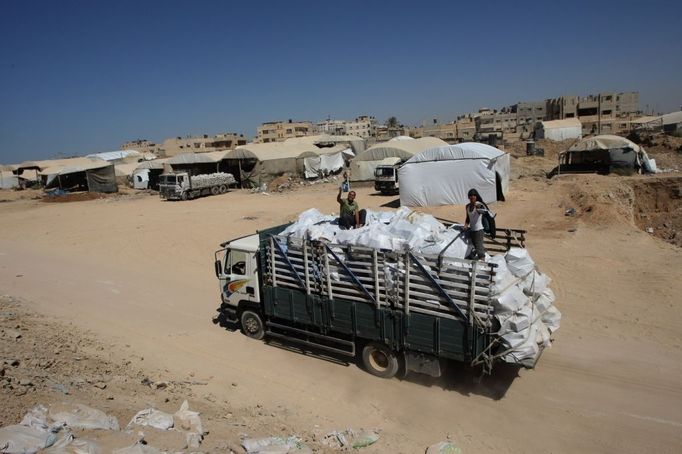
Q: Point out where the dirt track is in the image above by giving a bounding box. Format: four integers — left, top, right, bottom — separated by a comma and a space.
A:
1, 174, 682, 453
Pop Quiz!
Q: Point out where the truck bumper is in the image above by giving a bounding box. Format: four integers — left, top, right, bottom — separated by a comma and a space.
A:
219, 301, 238, 322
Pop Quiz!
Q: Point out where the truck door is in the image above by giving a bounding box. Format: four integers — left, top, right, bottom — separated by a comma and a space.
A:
222, 248, 259, 307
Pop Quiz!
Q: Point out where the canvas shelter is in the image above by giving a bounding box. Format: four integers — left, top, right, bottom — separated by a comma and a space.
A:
132, 158, 171, 190
535, 118, 582, 141
167, 151, 225, 173
39, 158, 117, 193
15, 157, 95, 183
559, 134, 651, 175
298, 145, 353, 178
0, 171, 19, 189
349, 137, 447, 181
399, 142, 510, 207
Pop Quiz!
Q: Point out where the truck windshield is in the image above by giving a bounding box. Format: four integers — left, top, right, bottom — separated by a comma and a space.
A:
162, 175, 176, 184
375, 168, 395, 177
225, 249, 247, 275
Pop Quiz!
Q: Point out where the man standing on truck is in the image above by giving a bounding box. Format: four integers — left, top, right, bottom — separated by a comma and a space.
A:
337, 186, 366, 229
464, 188, 489, 260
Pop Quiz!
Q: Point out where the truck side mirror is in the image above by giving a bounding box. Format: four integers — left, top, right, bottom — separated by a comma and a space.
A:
214, 260, 222, 278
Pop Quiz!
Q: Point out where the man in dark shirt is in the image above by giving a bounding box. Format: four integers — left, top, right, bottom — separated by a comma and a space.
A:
337, 186, 366, 229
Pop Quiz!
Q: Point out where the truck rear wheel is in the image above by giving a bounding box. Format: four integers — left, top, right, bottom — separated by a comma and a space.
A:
211, 186, 220, 195
361, 342, 399, 378
219, 184, 227, 193
240, 310, 265, 340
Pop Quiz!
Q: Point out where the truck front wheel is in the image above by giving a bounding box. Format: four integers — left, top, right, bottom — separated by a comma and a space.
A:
240, 310, 265, 340
180, 191, 188, 201
361, 342, 399, 378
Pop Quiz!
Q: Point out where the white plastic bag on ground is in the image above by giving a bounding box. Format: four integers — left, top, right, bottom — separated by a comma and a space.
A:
173, 400, 204, 449
112, 443, 162, 454
43, 433, 101, 454
49, 405, 119, 431
126, 409, 174, 430
322, 429, 380, 449
242, 436, 312, 454
0, 425, 57, 454
426, 441, 463, 454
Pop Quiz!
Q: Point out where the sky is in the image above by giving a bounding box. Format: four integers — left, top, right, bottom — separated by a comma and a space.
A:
1, 0, 681, 163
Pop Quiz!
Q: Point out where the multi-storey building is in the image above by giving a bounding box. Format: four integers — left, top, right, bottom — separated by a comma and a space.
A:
315, 115, 377, 138
160, 133, 248, 157
256, 120, 314, 143
546, 91, 639, 135
121, 139, 163, 156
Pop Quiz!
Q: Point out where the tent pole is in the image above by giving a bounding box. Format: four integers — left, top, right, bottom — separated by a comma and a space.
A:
238, 160, 243, 188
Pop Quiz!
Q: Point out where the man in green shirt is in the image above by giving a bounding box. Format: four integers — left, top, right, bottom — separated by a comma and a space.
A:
337, 186, 366, 229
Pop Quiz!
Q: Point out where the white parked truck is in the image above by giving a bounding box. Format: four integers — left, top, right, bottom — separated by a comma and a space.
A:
374, 164, 400, 195
159, 171, 236, 201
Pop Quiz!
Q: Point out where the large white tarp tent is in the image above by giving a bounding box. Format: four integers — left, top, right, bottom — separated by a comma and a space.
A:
224, 141, 349, 186
349, 137, 447, 181
86, 150, 141, 163
399, 142, 510, 207
535, 118, 582, 141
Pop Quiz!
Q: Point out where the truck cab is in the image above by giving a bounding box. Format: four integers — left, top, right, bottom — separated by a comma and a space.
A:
159, 172, 190, 200
374, 164, 400, 194
214, 234, 263, 337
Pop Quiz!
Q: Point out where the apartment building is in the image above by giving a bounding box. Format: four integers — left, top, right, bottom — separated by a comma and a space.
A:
121, 139, 162, 156
546, 91, 639, 135
315, 115, 377, 138
160, 133, 248, 157
256, 120, 314, 143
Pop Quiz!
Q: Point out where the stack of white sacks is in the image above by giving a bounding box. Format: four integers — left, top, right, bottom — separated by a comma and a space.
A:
190, 172, 235, 187
281, 207, 560, 364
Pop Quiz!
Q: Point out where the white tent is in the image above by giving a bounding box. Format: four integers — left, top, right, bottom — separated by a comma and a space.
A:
300, 147, 354, 178
349, 137, 447, 181
399, 142, 510, 207
535, 118, 582, 141
0, 171, 19, 189
86, 150, 141, 163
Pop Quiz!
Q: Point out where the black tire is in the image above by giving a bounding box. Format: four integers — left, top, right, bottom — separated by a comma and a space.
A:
219, 184, 227, 193
361, 342, 399, 378
211, 186, 220, 195
180, 191, 188, 201
240, 310, 265, 340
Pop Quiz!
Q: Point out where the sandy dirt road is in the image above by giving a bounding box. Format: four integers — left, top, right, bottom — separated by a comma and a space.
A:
1, 178, 681, 453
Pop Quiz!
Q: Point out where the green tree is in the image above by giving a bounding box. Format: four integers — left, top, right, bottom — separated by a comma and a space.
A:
386, 116, 399, 128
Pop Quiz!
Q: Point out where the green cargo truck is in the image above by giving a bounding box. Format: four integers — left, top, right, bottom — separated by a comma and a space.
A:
214, 222, 534, 378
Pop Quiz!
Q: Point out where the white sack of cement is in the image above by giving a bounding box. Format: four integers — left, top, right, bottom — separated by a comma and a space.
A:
505, 247, 535, 278
49, 404, 119, 431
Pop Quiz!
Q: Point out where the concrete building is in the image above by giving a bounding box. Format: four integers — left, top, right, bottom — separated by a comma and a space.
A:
546, 91, 639, 135
256, 120, 314, 143
315, 115, 377, 138
121, 139, 163, 156
160, 133, 247, 157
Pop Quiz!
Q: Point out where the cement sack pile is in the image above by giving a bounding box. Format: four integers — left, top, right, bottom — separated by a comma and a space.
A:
190, 172, 235, 187
280, 207, 560, 365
